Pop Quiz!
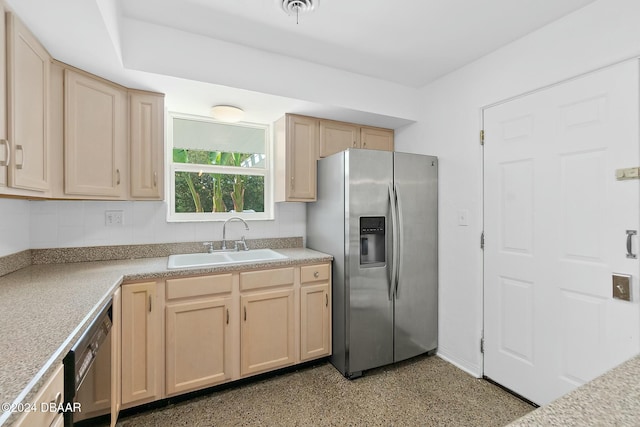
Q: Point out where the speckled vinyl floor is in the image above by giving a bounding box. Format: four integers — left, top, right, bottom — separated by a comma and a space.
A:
116, 356, 534, 426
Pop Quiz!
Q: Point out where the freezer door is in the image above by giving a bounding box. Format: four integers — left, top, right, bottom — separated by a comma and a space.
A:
393, 152, 438, 362
346, 149, 394, 374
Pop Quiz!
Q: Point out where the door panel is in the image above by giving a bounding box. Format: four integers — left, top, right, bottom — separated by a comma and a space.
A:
346, 149, 393, 373
240, 289, 295, 376
7, 13, 50, 191
393, 152, 438, 362
484, 60, 640, 405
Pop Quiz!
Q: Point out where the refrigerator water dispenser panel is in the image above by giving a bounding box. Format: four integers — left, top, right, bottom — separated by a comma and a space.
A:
360, 216, 385, 266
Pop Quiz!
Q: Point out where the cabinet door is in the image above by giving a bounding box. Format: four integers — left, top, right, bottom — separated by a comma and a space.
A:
121, 282, 160, 406
111, 288, 121, 427
361, 127, 394, 152
6, 12, 50, 191
319, 120, 359, 158
130, 91, 164, 199
14, 365, 63, 427
64, 69, 127, 197
286, 114, 317, 201
241, 288, 295, 376
165, 297, 233, 395
0, 2, 7, 188
300, 283, 331, 361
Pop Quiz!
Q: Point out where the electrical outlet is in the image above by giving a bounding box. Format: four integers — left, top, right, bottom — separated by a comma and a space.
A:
105, 210, 124, 226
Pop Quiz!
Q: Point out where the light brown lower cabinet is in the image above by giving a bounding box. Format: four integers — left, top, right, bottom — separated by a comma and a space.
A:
165, 296, 234, 395
118, 262, 331, 412
300, 283, 331, 361
121, 281, 161, 408
111, 287, 121, 427
13, 364, 63, 427
300, 264, 332, 361
241, 288, 296, 376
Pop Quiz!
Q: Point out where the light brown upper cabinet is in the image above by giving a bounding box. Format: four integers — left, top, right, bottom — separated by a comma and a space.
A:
5, 11, 50, 193
129, 90, 164, 200
274, 114, 318, 202
319, 120, 359, 158
49, 61, 165, 201
64, 68, 128, 198
319, 120, 394, 158
360, 126, 394, 151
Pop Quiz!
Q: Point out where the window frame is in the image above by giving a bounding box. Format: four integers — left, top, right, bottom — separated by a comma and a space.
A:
166, 112, 274, 222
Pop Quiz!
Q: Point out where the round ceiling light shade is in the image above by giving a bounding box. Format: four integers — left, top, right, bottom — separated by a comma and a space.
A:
279, 0, 318, 15
210, 105, 244, 123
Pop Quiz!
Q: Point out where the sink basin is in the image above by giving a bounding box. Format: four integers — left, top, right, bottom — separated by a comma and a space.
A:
168, 249, 287, 269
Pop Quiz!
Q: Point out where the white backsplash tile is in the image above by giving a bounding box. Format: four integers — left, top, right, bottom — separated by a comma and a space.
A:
16, 199, 306, 251
0, 198, 30, 256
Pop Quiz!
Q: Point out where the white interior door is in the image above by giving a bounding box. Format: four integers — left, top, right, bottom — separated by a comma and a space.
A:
483, 60, 640, 406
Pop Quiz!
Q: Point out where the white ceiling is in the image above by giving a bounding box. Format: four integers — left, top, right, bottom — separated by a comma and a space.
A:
6, 0, 598, 127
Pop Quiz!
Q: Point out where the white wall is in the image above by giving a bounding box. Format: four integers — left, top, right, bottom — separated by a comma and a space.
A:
395, 0, 640, 376
0, 198, 30, 256
28, 200, 305, 249
120, 17, 420, 122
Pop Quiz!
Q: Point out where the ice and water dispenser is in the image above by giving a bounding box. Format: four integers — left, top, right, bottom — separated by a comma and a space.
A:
360, 216, 385, 267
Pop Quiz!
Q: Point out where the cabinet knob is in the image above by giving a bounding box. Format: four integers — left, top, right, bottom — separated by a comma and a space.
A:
313, 271, 319, 278
153, 171, 157, 187
116, 169, 121, 185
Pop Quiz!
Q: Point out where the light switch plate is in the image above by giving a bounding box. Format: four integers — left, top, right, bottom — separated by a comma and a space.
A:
457, 209, 469, 226
612, 274, 631, 301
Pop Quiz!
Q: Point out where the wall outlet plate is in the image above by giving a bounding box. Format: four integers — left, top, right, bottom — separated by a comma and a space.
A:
105, 210, 124, 226
612, 274, 631, 301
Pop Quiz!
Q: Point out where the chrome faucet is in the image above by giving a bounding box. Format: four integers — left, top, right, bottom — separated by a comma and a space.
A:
222, 217, 250, 251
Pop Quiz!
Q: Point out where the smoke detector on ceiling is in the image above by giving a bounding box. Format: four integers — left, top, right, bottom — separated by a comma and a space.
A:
278, 0, 318, 20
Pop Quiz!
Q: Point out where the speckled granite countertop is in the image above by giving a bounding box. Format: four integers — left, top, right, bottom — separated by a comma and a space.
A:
509, 354, 640, 426
0, 247, 331, 426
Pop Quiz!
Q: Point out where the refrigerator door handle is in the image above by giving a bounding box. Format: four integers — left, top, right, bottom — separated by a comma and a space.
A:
394, 184, 403, 297
389, 184, 399, 300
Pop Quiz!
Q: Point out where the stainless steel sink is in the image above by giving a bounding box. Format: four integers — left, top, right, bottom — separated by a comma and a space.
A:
167, 248, 287, 269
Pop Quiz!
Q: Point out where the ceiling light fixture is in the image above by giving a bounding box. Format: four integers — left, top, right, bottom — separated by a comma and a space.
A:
278, 0, 318, 24
210, 105, 244, 123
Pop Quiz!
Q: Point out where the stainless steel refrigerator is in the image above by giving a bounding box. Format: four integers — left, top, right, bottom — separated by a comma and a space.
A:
307, 149, 438, 378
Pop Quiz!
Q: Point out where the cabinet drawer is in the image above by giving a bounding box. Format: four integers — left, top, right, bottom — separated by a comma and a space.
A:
301, 264, 330, 284
14, 364, 63, 427
240, 268, 294, 291
166, 274, 233, 300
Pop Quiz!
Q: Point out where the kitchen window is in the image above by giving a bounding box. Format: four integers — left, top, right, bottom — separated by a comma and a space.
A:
167, 112, 273, 221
